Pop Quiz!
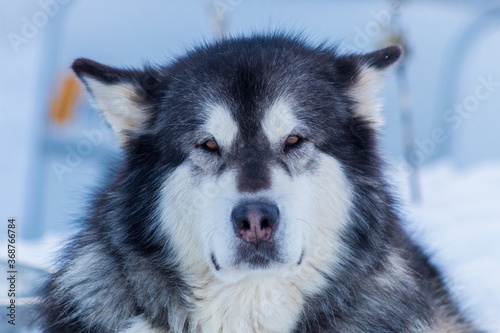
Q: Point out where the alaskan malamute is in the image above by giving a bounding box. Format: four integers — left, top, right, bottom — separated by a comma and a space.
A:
38, 34, 480, 333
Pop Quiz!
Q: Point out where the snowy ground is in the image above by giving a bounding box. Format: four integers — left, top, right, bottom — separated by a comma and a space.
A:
1, 159, 499, 332
398, 160, 500, 332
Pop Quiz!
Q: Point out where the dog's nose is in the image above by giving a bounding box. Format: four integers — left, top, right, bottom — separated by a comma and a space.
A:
231, 201, 279, 244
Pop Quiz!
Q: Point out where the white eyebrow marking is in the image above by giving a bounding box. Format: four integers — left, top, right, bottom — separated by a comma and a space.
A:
204, 103, 239, 147
261, 98, 299, 144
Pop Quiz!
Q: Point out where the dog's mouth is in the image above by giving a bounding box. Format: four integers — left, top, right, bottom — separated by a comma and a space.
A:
210, 249, 304, 271
242, 253, 272, 268
210, 252, 273, 271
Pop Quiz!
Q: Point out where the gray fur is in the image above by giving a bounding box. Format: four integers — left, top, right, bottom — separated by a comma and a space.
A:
36, 34, 481, 333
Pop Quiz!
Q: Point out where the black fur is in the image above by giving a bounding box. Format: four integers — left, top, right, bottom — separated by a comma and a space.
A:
37, 33, 480, 333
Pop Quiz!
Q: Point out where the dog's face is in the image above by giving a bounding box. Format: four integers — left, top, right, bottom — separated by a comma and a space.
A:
170, 97, 350, 281
73, 36, 400, 282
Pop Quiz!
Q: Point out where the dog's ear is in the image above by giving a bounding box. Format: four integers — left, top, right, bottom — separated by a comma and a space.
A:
72, 58, 159, 145
336, 46, 402, 129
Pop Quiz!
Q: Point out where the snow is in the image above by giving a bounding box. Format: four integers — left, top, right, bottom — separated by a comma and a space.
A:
400, 161, 500, 332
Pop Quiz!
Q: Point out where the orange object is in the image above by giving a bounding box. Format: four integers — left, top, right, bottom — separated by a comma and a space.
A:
50, 73, 82, 124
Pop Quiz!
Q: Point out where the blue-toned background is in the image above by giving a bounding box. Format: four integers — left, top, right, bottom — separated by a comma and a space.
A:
1, 0, 499, 331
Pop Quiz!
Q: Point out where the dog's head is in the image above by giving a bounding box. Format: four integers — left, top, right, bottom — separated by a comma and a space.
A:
73, 35, 401, 283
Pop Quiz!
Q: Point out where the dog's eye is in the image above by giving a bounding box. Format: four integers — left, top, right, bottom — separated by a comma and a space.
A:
202, 139, 220, 152
285, 135, 301, 147
282, 135, 303, 155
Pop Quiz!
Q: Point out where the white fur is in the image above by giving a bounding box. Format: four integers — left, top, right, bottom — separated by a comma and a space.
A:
261, 98, 299, 144
83, 77, 147, 143
121, 317, 164, 333
159, 150, 352, 332
374, 253, 411, 289
204, 103, 238, 148
350, 66, 386, 129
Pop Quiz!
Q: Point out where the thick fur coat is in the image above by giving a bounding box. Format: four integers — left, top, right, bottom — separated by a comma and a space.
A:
37, 34, 480, 333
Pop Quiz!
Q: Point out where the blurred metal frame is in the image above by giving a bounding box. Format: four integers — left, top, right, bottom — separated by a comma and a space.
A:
436, 5, 500, 160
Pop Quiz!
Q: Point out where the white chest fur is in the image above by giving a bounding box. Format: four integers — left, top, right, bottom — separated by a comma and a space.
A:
187, 259, 331, 333
192, 276, 304, 333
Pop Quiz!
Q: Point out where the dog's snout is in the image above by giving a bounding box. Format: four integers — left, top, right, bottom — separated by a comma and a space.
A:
231, 202, 279, 244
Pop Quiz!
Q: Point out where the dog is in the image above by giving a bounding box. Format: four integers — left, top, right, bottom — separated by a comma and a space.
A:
37, 33, 481, 333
